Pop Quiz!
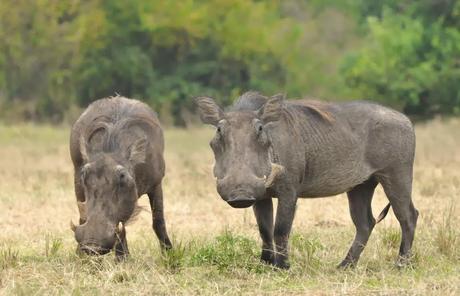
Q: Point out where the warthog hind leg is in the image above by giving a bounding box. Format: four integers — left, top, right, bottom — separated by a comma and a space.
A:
378, 167, 418, 267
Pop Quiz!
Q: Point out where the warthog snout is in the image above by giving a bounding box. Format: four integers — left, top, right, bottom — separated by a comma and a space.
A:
216, 175, 265, 208
79, 243, 112, 256
71, 217, 123, 256
216, 163, 285, 208
227, 195, 256, 208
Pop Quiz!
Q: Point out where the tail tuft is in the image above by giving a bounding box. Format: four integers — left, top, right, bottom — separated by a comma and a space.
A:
376, 203, 391, 223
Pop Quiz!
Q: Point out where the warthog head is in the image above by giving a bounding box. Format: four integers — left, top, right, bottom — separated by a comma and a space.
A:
70, 136, 147, 255
195, 94, 285, 208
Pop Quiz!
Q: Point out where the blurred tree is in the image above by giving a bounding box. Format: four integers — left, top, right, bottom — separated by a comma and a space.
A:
2, 0, 456, 123
0, 0, 86, 122
341, 0, 460, 115
0, 0, 360, 124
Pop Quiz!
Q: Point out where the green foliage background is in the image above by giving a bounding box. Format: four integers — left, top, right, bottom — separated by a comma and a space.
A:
0, 0, 458, 125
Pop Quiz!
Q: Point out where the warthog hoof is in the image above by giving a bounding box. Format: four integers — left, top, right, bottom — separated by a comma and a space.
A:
337, 259, 357, 269
260, 250, 275, 265
274, 259, 290, 270
395, 254, 414, 269
115, 252, 128, 262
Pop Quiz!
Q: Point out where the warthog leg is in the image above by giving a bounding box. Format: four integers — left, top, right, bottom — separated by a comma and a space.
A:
253, 198, 275, 265
273, 190, 297, 269
377, 168, 419, 267
148, 184, 172, 250
338, 177, 378, 268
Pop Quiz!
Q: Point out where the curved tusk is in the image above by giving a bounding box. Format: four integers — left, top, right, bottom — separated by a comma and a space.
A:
77, 201, 87, 221
265, 163, 285, 188
70, 220, 77, 232
255, 175, 267, 182
115, 222, 124, 234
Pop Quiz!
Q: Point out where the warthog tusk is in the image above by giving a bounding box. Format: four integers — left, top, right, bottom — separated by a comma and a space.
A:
77, 201, 87, 221
115, 222, 124, 234
70, 220, 77, 232
265, 163, 285, 188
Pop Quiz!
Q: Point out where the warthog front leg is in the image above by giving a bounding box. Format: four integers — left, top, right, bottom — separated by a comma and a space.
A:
253, 198, 275, 265
148, 184, 172, 250
274, 192, 297, 269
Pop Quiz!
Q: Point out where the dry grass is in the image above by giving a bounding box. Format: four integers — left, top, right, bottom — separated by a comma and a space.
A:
0, 118, 459, 295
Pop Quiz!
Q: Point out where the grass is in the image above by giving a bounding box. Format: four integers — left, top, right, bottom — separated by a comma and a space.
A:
0, 119, 459, 295
436, 203, 459, 259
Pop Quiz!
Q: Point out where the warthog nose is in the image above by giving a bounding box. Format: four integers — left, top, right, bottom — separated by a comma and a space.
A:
227, 196, 256, 208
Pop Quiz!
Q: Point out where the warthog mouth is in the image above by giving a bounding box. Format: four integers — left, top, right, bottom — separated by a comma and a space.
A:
227, 196, 256, 208
79, 244, 111, 256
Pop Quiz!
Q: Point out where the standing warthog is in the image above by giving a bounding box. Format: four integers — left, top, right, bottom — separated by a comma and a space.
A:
195, 92, 418, 269
70, 96, 172, 259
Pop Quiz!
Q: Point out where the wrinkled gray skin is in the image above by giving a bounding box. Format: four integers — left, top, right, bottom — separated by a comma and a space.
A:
70, 96, 172, 260
195, 92, 418, 269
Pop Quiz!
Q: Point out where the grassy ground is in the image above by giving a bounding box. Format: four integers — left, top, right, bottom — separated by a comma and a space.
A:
0, 119, 459, 295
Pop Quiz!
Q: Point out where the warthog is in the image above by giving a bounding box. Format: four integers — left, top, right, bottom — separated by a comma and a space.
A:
69, 96, 172, 259
195, 92, 418, 269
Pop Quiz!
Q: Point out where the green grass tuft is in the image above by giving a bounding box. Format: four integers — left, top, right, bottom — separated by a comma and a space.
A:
45, 234, 63, 257
191, 230, 267, 273
158, 240, 188, 271
0, 246, 19, 270
290, 233, 324, 273
380, 227, 401, 249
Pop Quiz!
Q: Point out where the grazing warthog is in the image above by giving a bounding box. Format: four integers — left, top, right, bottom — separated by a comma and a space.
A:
70, 96, 172, 259
195, 92, 418, 269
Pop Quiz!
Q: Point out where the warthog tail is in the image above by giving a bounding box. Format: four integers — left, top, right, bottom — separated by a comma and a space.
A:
376, 203, 391, 224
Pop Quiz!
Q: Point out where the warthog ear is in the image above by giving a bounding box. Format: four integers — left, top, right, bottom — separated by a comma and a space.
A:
260, 94, 285, 123
194, 96, 224, 126
129, 137, 148, 165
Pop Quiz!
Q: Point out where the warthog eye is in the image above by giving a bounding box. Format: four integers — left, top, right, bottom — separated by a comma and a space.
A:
119, 173, 127, 186
254, 120, 269, 146
119, 172, 126, 185
115, 166, 132, 188
254, 121, 263, 134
